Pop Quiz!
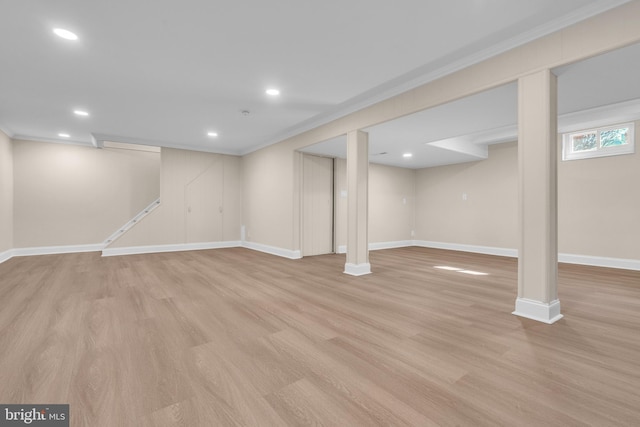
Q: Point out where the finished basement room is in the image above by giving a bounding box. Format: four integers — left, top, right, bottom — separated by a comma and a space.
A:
1, 1, 639, 426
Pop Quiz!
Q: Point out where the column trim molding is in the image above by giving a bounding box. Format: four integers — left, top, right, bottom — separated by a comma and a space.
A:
513, 298, 563, 324
344, 263, 371, 276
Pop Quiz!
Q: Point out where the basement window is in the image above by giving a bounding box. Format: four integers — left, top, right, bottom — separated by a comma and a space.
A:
562, 122, 634, 161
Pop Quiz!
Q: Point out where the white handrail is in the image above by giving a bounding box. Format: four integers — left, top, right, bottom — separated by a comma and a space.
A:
102, 198, 161, 248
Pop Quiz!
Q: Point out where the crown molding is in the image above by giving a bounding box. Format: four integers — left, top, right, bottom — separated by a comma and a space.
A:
102, 141, 160, 153
431, 98, 640, 150
11, 134, 94, 148
558, 98, 640, 133
0, 123, 14, 139
91, 133, 242, 156
12, 98, 639, 160
9, 132, 242, 156
244, 0, 631, 155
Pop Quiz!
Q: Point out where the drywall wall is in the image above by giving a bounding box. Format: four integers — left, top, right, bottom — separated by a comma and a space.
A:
369, 163, 416, 244
558, 119, 640, 260
13, 139, 160, 248
415, 130, 640, 261
242, 144, 294, 250
335, 158, 415, 249
0, 130, 13, 254
223, 154, 243, 242
109, 148, 242, 248
241, 3, 640, 254
415, 142, 519, 250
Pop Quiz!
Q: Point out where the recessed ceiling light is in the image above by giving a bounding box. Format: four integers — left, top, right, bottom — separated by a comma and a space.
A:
74, 110, 89, 116
207, 132, 218, 137
53, 28, 78, 41
58, 133, 70, 138
265, 88, 280, 96
403, 153, 413, 158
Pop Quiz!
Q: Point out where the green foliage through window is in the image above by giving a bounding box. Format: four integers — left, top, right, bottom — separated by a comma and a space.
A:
563, 122, 634, 161
572, 133, 597, 152
600, 128, 628, 147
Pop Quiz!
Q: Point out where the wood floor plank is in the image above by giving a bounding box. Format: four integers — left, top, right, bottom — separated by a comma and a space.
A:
186, 342, 287, 426
0, 247, 639, 426
265, 377, 388, 427
267, 328, 435, 426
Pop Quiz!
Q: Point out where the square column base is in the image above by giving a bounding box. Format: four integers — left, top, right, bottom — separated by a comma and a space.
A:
344, 263, 371, 276
513, 298, 563, 324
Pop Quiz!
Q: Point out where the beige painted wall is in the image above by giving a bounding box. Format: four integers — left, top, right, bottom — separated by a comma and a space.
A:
335, 159, 415, 248
415, 143, 519, 250
0, 130, 13, 253
241, 3, 640, 254
13, 140, 160, 248
369, 163, 416, 244
223, 154, 243, 242
416, 130, 640, 260
558, 120, 640, 260
242, 144, 294, 249
110, 148, 242, 247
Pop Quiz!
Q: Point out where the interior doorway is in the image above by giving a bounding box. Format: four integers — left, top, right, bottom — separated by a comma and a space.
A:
302, 154, 334, 256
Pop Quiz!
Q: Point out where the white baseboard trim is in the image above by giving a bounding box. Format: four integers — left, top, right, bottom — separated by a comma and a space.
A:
513, 298, 563, 324
0, 249, 14, 264
103, 240, 303, 260
344, 262, 372, 276
337, 240, 415, 254
102, 241, 242, 257
558, 253, 640, 271
12, 244, 104, 257
241, 241, 302, 260
369, 240, 414, 251
4, 238, 638, 273
339, 240, 640, 271
413, 240, 518, 258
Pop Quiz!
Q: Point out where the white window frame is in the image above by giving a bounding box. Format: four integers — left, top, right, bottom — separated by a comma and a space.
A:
562, 122, 635, 161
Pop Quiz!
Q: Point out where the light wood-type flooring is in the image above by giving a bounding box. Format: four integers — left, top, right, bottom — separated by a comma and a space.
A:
0, 247, 639, 426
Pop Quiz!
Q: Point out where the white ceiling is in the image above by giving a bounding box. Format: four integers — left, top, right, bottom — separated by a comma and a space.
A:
0, 0, 632, 159
302, 41, 640, 168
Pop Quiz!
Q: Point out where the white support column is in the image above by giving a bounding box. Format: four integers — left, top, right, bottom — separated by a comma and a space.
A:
344, 130, 371, 276
513, 69, 562, 324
